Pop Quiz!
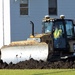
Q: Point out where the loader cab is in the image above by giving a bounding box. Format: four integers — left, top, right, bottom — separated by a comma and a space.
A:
53, 19, 75, 52
42, 16, 74, 51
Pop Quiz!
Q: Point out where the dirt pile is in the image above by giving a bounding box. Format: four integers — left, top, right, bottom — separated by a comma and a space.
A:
0, 58, 75, 69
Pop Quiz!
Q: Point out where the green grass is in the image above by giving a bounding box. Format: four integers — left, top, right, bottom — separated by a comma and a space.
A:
0, 69, 75, 75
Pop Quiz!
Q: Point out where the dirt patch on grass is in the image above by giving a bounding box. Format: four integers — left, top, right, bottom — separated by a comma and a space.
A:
0, 58, 75, 69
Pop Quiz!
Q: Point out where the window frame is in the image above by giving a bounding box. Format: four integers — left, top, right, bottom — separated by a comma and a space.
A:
20, 0, 29, 15
48, 0, 57, 15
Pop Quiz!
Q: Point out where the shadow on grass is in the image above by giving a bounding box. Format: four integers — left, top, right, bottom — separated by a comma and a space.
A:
33, 69, 75, 75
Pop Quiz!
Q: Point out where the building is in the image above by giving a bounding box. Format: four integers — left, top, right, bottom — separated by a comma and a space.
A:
0, 0, 75, 48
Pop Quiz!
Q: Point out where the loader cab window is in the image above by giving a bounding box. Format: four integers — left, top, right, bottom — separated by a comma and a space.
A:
53, 20, 74, 38
65, 20, 74, 38
53, 21, 66, 48
53, 21, 64, 39
42, 21, 53, 33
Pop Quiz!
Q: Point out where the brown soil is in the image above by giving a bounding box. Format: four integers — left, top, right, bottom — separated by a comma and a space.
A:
0, 58, 75, 69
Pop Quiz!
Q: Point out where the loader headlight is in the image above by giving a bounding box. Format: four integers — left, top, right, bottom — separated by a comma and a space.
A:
60, 15, 65, 19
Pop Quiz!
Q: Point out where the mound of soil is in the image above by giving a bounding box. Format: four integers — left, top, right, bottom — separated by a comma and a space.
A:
0, 58, 75, 69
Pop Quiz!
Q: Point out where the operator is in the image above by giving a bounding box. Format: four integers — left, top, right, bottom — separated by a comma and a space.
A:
53, 27, 62, 39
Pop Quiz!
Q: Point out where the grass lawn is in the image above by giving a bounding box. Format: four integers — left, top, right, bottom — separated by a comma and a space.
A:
0, 69, 75, 75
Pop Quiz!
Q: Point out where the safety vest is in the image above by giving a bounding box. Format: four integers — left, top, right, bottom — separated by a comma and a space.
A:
53, 28, 62, 39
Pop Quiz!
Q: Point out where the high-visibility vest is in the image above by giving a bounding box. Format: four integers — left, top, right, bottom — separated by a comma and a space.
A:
53, 28, 62, 39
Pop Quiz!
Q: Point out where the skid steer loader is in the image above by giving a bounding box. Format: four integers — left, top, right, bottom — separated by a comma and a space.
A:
0, 15, 75, 64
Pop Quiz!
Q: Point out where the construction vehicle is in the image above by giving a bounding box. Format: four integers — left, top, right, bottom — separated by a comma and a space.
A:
0, 15, 75, 64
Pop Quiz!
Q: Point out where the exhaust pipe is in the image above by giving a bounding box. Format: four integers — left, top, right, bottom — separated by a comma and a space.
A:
30, 21, 34, 36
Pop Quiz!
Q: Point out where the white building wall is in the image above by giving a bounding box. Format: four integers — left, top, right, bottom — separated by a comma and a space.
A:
4, 0, 11, 45
0, 0, 10, 48
0, 0, 4, 48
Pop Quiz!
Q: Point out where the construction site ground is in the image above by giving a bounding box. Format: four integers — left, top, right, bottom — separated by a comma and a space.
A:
0, 58, 75, 69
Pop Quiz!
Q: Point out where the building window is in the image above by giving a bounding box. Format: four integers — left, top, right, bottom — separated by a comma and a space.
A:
20, 0, 28, 15
48, 0, 57, 15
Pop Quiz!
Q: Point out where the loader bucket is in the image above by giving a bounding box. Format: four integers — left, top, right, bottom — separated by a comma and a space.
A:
1, 43, 48, 64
